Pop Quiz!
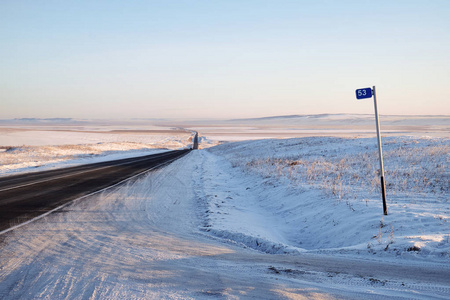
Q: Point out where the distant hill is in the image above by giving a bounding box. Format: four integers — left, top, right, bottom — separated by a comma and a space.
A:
0, 118, 86, 125
228, 114, 373, 122
225, 114, 450, 127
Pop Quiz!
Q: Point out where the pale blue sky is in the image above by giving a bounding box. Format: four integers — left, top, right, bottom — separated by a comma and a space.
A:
1, 0, 449, 119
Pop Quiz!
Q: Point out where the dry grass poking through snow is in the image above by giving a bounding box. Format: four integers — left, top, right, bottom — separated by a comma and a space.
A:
241, 137, 449, 203
208, 136, 449, 258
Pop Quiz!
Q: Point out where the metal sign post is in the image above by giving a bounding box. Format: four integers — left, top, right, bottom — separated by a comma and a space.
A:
356, 86, 388, 215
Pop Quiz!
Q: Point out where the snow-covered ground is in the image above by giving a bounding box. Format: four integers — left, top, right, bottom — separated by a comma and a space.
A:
1, 116, 449, 298
203, 136, 449, 261
2, 148, 449, 299
179, 114, 450, 144
0, 127, 192, 176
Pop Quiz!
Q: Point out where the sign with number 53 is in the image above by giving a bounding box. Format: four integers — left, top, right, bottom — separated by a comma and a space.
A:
355, 87, 373, 99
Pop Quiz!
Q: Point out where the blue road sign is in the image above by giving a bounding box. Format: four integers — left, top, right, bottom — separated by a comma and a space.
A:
356, 88, 373, 99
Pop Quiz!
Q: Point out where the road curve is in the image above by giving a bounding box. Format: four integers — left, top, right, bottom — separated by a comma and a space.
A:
0, 149, 190, 232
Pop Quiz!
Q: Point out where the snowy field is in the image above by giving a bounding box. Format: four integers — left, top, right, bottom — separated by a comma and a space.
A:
176, 114, 450, 144
0, 122, 193, 176
1, 115, 449, 299
203, 136, 449, 260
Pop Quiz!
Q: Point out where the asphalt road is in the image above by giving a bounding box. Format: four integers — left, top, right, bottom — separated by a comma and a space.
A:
0, 149, 190, 232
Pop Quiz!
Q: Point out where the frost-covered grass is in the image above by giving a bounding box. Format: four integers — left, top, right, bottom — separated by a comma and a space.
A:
217, 137, 448, 201
241, 138, 448, 201
205, 136, 450, 260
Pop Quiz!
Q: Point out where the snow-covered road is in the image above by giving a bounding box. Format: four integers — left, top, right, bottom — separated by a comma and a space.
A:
1, 149, 449, 299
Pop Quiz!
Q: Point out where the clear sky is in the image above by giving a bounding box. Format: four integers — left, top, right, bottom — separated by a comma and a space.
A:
1, 0, 449, 119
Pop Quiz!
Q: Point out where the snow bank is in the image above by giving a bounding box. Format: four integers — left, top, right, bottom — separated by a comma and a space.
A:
201, 136, 450, 261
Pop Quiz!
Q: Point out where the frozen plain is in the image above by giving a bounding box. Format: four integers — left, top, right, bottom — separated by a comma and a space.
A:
0, 116, 449, 299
